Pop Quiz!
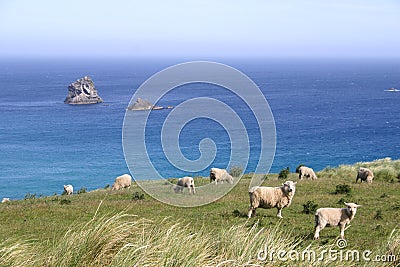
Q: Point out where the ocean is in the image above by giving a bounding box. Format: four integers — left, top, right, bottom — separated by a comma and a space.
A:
0, 58, 399, 200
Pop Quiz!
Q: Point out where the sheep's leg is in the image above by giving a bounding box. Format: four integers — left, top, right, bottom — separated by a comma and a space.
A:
247, 209, 252, 218
276, 208, 283, 219
192, 185, 196, 194
248, 207, 256, 218
314, 225, 321, 239
314, 219, 326, 239
339, 223, 346, 239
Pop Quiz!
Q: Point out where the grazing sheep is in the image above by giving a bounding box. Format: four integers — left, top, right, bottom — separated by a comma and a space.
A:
63, 185, 73, 195
356, 167, 373, 184
1, 198, 10, 203
314, 202, 361, 240
209, 168, 234, 185
112, 174, 132, 190
174, 177, 195, 194
248, 181, 297, 218
298, 166, 318, 180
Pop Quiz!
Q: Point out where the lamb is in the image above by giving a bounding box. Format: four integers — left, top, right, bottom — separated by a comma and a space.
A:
209, 168, 234, 185
174, 177, 195, 194
356, 167, 373, 184
1, 198, 10, 203
298, 166, 318, 180
248, 181, 297, 218
314, 202, 361, 240
63, 185, 73, 195
112, 174, 132, 190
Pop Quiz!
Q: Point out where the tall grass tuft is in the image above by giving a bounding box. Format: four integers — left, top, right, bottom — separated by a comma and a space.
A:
0, 239, 37, 267
0, 211, 361, 266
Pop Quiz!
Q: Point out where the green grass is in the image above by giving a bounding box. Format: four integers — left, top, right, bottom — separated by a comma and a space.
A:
0, 159, 399, 266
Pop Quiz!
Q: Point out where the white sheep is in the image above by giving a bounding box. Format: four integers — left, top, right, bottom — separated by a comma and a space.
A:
174, 177, 195, 194
1, 198, 10, 203
209, 168, 234, 185
112, 174, 132, 190
356, 167, 373, 184
63, 185, 73, 195
298, 166, 318, 180
248, 181, 297, 218
314, 202, 361, 240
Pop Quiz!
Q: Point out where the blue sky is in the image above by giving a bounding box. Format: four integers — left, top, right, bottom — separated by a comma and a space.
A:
0, 0, 399, 58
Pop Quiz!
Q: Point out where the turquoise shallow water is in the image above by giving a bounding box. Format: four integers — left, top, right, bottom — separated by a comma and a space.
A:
0, 58, 399, 199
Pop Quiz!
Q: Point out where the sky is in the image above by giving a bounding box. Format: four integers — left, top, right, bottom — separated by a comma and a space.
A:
0, 0, 399, 59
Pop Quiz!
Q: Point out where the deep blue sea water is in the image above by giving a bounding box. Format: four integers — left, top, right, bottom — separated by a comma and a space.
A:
0, 58, 399, 199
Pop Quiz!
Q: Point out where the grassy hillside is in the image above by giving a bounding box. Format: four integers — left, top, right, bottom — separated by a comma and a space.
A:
0, 158, 399, 266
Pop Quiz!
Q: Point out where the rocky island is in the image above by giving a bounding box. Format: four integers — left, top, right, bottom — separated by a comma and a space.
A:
127, 98, 173, 111
64, 76, 103, 104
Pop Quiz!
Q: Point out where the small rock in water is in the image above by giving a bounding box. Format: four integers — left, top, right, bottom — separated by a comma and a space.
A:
64, 76, 103, 104
127, 98, 165, 110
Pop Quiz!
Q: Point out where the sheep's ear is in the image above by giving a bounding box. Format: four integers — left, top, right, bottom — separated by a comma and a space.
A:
293, 182, 297, 185
344, 202, 349, 205
356, 204, 362, 207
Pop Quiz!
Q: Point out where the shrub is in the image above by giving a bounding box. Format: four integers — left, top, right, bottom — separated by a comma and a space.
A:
334, 184, 352, 195
232, 209, 245, 217
76, 187, 87, 194
60, 199, 71, 205
132, 192, 144, 201
375, 168, 397, 183
278, 167, 290, 179
392, 202, 400, 211
229, 166, 243, 177
337, 197, 351, 205
24, 193, 36, 200
374, 210, 384, 220
302, 200, 318, 214
295, 164, 304, 173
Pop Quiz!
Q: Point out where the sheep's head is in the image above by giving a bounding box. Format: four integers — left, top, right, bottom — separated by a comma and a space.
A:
209, 171, 216, 181
111, 184, 119, 191
173, 185, 181, 193
283, 181, 297, 194
344, 202, 361, 216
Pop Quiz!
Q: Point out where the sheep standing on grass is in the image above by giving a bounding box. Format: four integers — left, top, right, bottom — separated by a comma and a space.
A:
209, 168, 234, 185
314, 202, 361, 240
112, 174, 132, 190
63, 185, 73, 195
1, 198, 10, 203
298, 166, 318, 180
356, 167, 373, 184
174, 177, 195, 194
248, 181, 297, 219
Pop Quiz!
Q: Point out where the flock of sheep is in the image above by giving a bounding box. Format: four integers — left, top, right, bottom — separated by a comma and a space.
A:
2, 166, 374, 240
169, 165, 372, 240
